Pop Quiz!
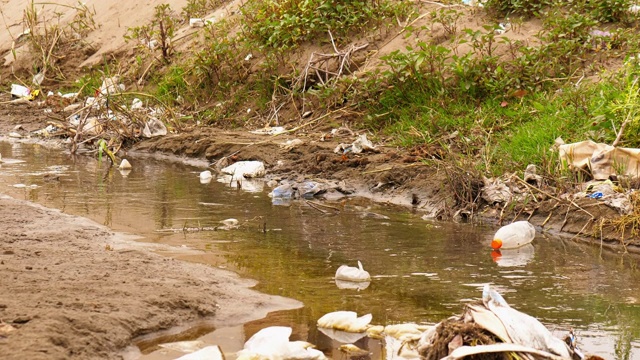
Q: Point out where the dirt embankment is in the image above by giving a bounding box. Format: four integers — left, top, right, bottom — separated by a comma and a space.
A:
0, 195, 301, 360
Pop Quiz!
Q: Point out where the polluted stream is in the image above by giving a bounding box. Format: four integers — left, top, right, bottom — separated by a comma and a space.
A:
0, 140, 639, 360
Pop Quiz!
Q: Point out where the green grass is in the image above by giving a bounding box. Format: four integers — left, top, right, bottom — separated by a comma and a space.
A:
136, 0, 640, 181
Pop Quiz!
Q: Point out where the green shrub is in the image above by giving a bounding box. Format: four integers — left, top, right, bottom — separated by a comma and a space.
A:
483, 0, 553, 17
241, 0, 404, 50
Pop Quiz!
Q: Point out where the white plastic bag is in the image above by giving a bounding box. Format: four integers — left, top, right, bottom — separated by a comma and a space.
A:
482, 285, 571, 358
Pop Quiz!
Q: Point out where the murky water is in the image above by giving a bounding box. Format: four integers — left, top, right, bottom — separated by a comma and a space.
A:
1, 141, 640, 360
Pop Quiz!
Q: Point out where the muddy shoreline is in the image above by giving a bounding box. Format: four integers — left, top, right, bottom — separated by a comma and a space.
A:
0, 194, 301, 359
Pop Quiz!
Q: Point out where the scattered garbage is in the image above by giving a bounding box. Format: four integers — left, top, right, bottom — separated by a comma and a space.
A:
10, 84, 31, 98
491, 221, 535, 250
559, 140, 640, 180
229, 284, 585, 360
189, 18, 205, 27
335, 261, 371, 282
8, 132, 23, 138
22, 74, 171, 165
199, 170, 213, 184
141, 118, 168, 138
524, 164, 542, 186
270, 183, 295, 199
32, 72, 44, 86
588, 192, 603, 199
481, 284, 572, 358
158, 340, 206, 353
580, 179, 632, 214
268, 180, 328, 204
334, 134, 378, 154
118, 159, 132, 170
297, 181, 324, 198
221, 161, 265, 178
249, 126, 286, 135
419, 285, 578, 360
131, 98, 144, 110
174, 345, 224, 360
218, 218, 239, 230
217, 176, 265, 192
236, 326, 326, 360
318, 327, 369, 343
481, 176, 512, 204
385, 323, 432, 360
317, 311, 372, 333
99, 76, 125, 96
461, 0, 484, 6
279, 138, 304, 151
338, 344, 369, 356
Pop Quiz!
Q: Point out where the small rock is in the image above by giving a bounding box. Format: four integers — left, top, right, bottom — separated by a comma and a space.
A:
0, 323, 17, 337
12, 316, 31, 324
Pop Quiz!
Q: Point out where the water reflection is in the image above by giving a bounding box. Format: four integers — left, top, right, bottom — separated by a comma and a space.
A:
1, 141, 639, 359
491, 244, 535, 267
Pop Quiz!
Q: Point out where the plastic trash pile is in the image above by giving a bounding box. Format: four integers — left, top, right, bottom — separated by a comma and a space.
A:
6, 76, 169, 152
153, 285, 588, 360
480, 164, 543, 206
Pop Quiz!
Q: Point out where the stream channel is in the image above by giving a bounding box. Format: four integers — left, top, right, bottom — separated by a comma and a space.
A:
1, 140, 639, 360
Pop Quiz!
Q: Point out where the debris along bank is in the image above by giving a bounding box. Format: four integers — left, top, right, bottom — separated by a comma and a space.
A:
5, 80, 640, 253
169, 285, 593, 359
3, 0, 640, 249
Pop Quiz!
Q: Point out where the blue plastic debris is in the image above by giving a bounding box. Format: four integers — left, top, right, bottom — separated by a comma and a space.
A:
587, 192, 603, 199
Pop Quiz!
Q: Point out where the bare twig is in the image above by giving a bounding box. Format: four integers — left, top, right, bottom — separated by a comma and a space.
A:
305, 200, 329, 214
513, 177, 594, 218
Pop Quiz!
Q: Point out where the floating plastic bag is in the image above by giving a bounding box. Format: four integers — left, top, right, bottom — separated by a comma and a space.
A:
199, 170, 213, 184
237, 326, 326, 360
270, 183, 294, 199
335, 261, 371, 282
174, 345, 224, 360
317, 311, 372, 332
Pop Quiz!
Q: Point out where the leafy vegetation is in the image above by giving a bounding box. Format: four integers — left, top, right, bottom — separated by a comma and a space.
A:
240, 0, 405, 50
18, 0, 640, 179
125, 4, 177, 63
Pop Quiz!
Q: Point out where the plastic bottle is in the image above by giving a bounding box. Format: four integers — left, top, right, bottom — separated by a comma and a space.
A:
491, 221, 536, 250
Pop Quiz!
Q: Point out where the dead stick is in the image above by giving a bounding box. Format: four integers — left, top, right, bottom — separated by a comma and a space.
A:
362, 162, 428, 174
570, 218, 594, 242
305, 200, 328, 214
541, 210, 553, 227
306, 200, 341, 212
